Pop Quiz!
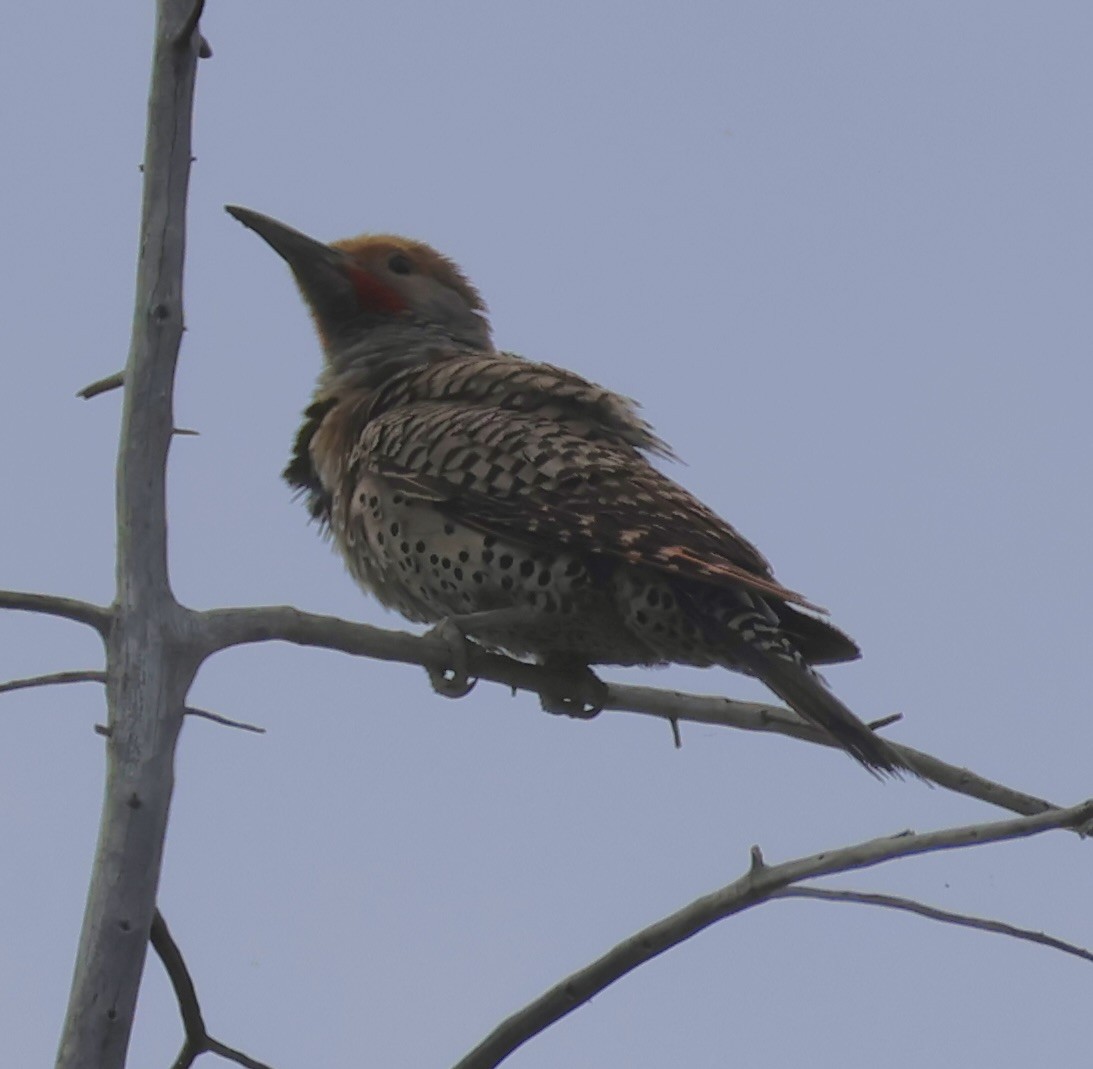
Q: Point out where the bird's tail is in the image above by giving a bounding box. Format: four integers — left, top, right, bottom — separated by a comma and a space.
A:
722, 604, 919, 779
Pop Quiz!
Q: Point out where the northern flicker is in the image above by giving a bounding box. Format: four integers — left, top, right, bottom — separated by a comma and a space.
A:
226, 205, 915, 778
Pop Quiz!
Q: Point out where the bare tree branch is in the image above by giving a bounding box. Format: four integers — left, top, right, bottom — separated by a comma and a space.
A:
605, 685, 1057, 819
200, 605, 1059, 821
151, 910, 275, 1069
2, 601, 1047, 827
150, 911, 204, 1069
0, 590, 111, 634
0, 670, 106, 696
772, 886, 1093, 964
201, 1039, 273, 1069
452, 799, 1093, 1069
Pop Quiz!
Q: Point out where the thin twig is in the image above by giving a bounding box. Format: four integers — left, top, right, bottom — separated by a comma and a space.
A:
0, 590, 111, 634
773, 886, 1093, 964
77, 371, 125, 399
201, 605, 1060, 821
184, 706, 265, 734
453, 798, 1093, 1069
0, 670, 106, 696
150, 910, 275, 1069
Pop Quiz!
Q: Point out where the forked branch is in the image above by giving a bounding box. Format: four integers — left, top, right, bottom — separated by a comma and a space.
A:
453, 799, 1093, 1069
151, 910, 274, 1069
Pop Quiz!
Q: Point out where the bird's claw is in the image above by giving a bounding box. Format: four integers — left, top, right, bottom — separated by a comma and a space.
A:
538, 664, 608, 719
424, 618, 478, 699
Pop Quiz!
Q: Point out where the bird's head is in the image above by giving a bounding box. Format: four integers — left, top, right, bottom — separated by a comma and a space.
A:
225, 206, 492, 376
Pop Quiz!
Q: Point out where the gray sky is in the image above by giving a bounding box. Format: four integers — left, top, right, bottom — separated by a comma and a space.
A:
2, 3, 1091, 1066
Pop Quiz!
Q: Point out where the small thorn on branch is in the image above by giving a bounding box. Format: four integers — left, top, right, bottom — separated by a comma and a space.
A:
749, 845, 766, 872
867, 712, 903, 732
77, 371, 125, 400
669, 717, 682, 749
173, 426, 200, 437
173, 0, 207, 49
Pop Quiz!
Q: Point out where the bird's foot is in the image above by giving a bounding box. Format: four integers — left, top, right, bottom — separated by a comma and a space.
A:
537, 659, 608, 719
423, 608, 536, 699
424, 618, 478, 699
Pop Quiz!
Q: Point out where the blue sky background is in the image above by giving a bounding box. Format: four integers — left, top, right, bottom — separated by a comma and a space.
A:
2, 3, 1091, 1066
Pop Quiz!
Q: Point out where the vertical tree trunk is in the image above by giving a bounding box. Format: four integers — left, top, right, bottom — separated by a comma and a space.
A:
55, 4, 203, 1066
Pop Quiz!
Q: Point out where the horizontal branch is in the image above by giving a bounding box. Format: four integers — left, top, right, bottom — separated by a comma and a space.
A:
605, 684, 1056, 818
0, 590, 111, 634
453, 798, 1093, 1069
773, 886, 1093, 964
200, 605, 1060, 820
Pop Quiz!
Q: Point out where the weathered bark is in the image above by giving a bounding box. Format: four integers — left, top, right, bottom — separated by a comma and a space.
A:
54, 4, 204, 1066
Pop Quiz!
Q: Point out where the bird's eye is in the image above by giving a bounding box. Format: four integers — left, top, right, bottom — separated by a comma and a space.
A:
388, 253, 414, 275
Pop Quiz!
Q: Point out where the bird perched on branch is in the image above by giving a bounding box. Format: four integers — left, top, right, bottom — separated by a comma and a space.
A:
226, 205, 915, 778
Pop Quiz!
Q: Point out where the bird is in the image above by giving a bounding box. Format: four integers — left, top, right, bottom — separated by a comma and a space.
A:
225, 205, 916, 778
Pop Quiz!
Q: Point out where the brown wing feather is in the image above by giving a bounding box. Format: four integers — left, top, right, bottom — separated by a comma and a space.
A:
351, 397, 825, 613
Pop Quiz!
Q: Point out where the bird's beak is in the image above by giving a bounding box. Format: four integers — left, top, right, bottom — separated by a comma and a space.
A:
225, 205, 353, 312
